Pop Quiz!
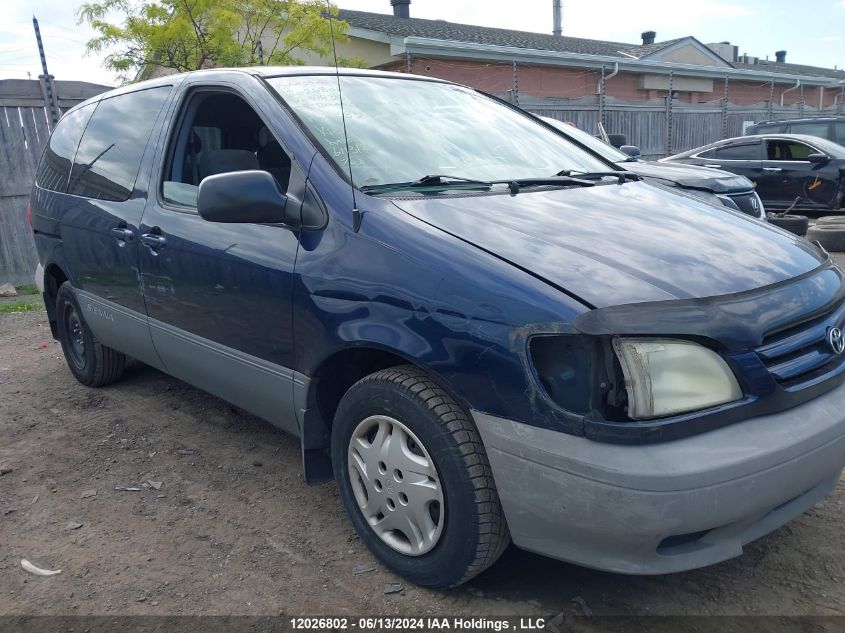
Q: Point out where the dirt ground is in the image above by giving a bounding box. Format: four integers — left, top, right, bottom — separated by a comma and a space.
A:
2, 307, 845, 620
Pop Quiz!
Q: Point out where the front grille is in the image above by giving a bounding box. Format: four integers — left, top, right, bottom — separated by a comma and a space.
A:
727, 192, 762, 217
756, 300, 845, 388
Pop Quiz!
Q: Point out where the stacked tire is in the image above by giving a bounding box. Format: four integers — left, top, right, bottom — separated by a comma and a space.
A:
767, 214, 809, 236
806, 217, 845, 252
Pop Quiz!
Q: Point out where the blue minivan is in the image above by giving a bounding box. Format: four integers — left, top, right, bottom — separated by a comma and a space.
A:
31, 67, 845, 588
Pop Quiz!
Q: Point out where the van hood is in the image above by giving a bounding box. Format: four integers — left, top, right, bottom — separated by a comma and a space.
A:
622, 161, 753, 193
392, 181, 824, 308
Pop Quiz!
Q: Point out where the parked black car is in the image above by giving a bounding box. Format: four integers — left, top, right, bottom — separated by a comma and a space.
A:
746, 117, 845, 144
540, 117, 766, 220
663, 134, 845, 212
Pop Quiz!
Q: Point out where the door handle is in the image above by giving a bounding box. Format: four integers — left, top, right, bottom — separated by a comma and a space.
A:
140, 233, 167, 250
704, 164, 722, 168
763, 167, 783, 173
110, 227, 134, 241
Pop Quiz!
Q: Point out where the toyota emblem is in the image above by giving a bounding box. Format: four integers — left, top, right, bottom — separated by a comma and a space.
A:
828, 327, 845, 355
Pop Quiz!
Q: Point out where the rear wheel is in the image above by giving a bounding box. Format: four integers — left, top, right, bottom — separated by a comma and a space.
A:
55, 282, 126, 387
331, 365, 510, 588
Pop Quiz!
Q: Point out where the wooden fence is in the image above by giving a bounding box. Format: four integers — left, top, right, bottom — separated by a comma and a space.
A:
0, 79, 110, 286
519, 94, 843, 161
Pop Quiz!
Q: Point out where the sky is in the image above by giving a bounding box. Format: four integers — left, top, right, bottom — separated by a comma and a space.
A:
1, 0, 843, 86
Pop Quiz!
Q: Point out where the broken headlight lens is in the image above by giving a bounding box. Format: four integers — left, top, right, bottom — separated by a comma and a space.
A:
612, 338, 742, 420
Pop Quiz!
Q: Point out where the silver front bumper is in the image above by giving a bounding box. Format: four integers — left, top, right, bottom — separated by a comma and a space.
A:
473, 381, 845, 574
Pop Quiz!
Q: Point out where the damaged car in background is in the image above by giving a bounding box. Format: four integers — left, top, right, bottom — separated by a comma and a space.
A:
663, 134, 845, 238
539, 116, 766, 221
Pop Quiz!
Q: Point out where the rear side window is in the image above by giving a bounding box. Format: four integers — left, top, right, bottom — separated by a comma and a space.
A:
699, 143, 760, 160
790, 122, 832, 140
67, 87, 170, 201
757, 123, 787, 133
35, 104, 95, 193
835, 122, 845, 144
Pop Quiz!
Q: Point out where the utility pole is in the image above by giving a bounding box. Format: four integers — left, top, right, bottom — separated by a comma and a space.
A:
665, 71, 674, 156
33, 16, 61, 129
257, 40, 264, 65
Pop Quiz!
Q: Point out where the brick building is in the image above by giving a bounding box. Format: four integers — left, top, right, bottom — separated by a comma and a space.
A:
291, 1, 844, 110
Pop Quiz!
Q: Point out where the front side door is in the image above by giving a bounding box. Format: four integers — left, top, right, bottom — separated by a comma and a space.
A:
137, 76, 311, 434
60, 85, 174, 367
760, 138, 839, 209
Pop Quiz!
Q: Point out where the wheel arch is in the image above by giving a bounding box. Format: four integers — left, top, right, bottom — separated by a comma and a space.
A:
42, 262, 71, 339
298, 343, 471, 485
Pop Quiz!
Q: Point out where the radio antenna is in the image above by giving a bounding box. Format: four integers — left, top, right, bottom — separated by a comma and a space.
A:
325, 2, 362, 231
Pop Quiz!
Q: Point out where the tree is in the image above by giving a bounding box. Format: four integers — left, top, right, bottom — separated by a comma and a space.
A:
77, 0, 364, 82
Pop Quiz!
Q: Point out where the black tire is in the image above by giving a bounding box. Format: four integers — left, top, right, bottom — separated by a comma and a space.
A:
805, 225, 845, 252
767, 214, 809, 236
55, 282, 126, 387
331, 365, 510, 588
816, 215, 845, 225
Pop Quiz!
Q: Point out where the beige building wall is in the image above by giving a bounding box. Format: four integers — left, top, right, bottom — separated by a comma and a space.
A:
638, 73, 715, 92
142, 65, 180, 81
655, 43, 722, 67
285, 34, 394, 67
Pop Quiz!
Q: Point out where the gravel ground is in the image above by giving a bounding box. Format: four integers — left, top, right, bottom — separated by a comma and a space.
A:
2, 299, 845, 619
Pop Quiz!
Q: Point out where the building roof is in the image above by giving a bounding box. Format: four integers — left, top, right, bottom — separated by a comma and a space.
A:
339, 9, 845, 83
733, 60, 845, 81
337, 9, 683, 60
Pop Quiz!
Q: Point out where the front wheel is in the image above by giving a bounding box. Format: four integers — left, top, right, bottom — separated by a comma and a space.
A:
331, 365, 510, 588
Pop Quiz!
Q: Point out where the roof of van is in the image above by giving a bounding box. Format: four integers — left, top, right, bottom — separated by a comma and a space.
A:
64, 66, 448, 114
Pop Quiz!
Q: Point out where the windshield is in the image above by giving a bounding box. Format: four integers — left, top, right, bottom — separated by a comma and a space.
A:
267, 75, 611, 188
540, 117, 630, 162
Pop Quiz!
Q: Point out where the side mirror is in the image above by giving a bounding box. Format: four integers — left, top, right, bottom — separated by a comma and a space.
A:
807, 153, 830, 165
607, 134, 627, 148
620, 145, 642, 159
197, 170, 289, 224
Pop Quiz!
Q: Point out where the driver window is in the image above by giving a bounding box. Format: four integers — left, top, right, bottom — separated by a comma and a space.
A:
766, 140, 813, 161
162, 91, 292, 208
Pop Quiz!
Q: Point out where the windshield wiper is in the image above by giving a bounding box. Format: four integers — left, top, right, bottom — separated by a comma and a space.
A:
360, 172, 622, 196
556, 169, 642, 183
360, 174, 493, 194
500, 176, 596, 195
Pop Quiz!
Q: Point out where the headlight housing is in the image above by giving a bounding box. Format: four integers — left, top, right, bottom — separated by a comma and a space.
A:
612, 338, 742, 419
713, 193, 740, 211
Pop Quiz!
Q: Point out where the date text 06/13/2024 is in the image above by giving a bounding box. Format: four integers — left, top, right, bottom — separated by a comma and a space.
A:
289, 617, 547, 631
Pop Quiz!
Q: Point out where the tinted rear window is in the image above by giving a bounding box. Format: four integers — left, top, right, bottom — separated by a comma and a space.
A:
755, 123, 787, 133
67, 86, 170, 201
35, 104, 95, 193
789, 121, 831, 139
699, 143, 760, 160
